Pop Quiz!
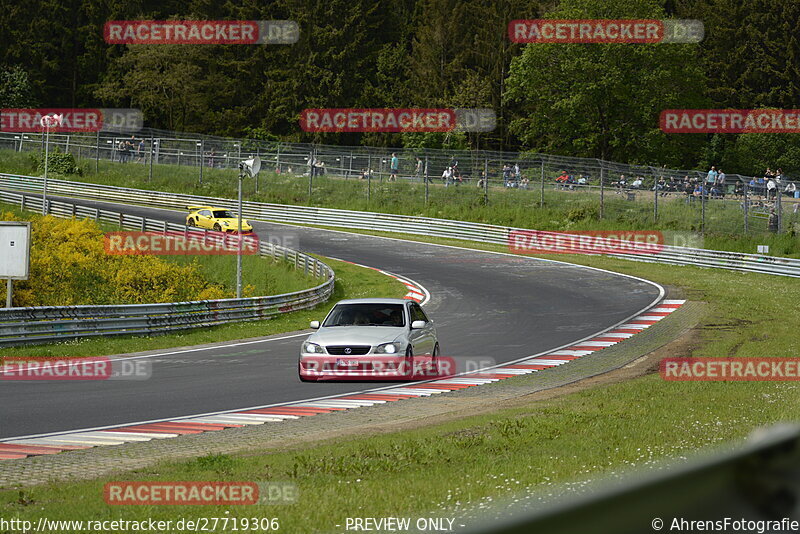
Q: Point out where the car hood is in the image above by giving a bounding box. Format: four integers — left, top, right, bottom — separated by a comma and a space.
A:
216, 218, 251, 227
308, 326, 406, 346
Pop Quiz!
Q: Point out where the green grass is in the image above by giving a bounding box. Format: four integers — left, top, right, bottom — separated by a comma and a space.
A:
2, 250, 799, 532
0, 255, 406, 361
3, 148, 799, 257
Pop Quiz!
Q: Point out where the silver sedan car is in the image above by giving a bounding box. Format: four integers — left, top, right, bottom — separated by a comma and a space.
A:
298, 298, 439, 381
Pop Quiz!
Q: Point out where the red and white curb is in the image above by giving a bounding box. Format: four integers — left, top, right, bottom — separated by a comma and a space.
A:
0, 300, 684, 460
330, 258, 430, 304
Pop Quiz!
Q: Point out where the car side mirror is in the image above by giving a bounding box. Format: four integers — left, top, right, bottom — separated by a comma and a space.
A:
310, 321, 320, 329
411, 320, 426, 329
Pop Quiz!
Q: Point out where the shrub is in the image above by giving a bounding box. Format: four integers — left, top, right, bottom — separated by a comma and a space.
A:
4, 212, 226, 307
30, 148, 83, 176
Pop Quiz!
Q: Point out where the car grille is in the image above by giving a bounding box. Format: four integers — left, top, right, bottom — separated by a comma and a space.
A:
325, 345, 371, 355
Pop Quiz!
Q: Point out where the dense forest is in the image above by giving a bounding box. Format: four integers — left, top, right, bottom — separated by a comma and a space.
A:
2, 0, 800, 174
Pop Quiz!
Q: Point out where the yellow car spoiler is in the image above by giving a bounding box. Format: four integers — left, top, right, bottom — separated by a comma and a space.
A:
186, 205, 213, 211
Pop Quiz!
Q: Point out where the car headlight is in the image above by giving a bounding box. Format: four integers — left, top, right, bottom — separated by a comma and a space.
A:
303, 342, 323, 354
375, 342, 400, 354
222, 221, 230, 226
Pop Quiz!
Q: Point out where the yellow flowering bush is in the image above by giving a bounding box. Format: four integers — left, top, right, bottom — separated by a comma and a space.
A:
5, 212, 226, 307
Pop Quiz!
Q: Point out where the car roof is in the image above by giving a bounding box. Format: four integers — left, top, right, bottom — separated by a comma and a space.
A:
188, 206, 233, 211
334, 298, 410, 305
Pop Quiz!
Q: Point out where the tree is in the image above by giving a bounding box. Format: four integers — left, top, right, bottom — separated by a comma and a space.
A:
504, 0, 709, 167
94, 45, 211, 131
0, 66, 36, 107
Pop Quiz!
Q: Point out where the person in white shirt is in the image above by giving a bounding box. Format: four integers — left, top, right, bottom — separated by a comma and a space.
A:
631, 177, 643, 189
766, 178, 777, 199
784, 181, 797, 197
442, 167, 452, 187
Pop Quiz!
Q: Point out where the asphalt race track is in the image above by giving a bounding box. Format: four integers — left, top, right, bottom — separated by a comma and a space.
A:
0, 195, 662, 439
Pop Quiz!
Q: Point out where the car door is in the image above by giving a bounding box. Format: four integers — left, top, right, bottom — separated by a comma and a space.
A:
197, 209, 213, 229
408, 302, 434, 355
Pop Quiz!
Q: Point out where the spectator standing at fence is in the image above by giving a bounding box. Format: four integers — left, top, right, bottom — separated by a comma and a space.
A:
137, 138, 144, 163
502, 164, 512, 186
784, 181, 796, 197
706, 166, 718, 186
389, 153, 399, 181
414, 157, 423, 181
514, 163, 520, 182
716, 168, 726, 190
766, 176, 777, 200
117, 140, 127, 163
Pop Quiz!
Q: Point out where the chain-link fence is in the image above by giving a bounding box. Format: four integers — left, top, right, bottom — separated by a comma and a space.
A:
2, 128, 798, 238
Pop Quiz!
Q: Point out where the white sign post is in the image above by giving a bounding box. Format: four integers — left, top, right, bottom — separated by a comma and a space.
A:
0, 222, 32, 308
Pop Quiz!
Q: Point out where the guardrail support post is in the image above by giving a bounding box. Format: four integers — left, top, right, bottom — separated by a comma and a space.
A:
95, 131, 100, 174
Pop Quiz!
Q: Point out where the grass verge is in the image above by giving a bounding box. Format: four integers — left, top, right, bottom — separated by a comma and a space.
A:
1, 240, 798, 532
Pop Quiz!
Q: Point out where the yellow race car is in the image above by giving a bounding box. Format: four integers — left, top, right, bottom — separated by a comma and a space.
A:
185, 206, 253, 233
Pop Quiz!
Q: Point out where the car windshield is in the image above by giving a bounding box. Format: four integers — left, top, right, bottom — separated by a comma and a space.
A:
323, 303, 405, 327
212, 210, 235, 218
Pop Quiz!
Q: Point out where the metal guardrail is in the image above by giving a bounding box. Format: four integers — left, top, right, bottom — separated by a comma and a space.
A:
7, 173, 800, 278
0, 188, 335, 347
2, 173, 799, 279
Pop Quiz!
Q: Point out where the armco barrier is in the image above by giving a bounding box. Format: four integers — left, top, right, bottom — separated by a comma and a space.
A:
2, 173, 800, 278
0, 188, 335, 346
